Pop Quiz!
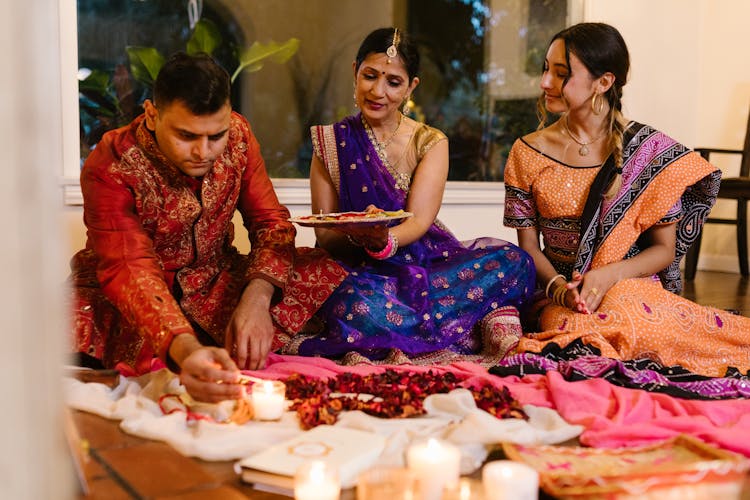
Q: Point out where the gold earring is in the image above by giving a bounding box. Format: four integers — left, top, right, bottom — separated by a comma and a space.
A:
591, 93, 604, 115
402, 95, 411, 114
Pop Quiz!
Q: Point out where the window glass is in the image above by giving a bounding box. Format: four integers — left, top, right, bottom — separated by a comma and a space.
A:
77, 0, 242, 162
77, 0, 570, 180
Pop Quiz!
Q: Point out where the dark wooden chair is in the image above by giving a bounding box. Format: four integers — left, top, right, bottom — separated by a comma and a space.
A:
684, 108, 750, 280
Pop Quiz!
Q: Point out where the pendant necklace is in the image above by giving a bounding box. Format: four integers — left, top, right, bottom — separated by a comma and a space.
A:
563, 115, 606, 156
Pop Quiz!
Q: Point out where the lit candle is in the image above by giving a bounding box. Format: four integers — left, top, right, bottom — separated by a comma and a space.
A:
294, 460, 340, 500
443, 478, 485, 500
357, 466, 416, 500
250, 380, 286, 421
406, 438, 461, 500
482, 460, 539, 500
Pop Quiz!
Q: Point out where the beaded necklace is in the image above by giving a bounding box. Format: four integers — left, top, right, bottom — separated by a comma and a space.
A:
366, 113, 403, 155
361, 114, 411, 192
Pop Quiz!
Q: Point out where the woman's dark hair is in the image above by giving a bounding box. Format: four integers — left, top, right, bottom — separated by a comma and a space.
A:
552, 22, 629, 112
355, 27, 420, 81
153, 52, 231, 114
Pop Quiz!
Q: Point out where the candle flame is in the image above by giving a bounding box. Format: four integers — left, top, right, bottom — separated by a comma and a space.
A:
309, 461, 327, 481
459, 480, 471, 500
426, 437, 443, 452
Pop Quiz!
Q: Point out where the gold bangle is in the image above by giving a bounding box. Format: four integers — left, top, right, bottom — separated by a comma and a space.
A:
545, 274, 566, 298
553, 282, 567, 307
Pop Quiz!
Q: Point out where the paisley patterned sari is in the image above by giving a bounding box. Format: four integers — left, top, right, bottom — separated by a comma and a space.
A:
504, 122, 750, 378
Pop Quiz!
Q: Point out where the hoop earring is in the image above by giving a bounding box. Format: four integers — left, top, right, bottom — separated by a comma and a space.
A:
591, 93, 604, 115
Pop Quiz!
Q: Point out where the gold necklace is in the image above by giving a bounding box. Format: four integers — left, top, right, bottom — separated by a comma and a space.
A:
361, 114, 412, 192
364, 113, 403, 155
563, 115, 606, 156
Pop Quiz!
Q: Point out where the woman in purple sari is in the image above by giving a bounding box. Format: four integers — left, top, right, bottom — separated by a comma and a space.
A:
283, 28, 535, 365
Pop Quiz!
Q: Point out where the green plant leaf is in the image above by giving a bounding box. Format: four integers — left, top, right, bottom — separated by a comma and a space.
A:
79, 69, 120, 117
187, 19, 222, 56
231, 38, 300, 82
126, 46, 166, 87
78, 69, 111, 94
79, 99, 116, 119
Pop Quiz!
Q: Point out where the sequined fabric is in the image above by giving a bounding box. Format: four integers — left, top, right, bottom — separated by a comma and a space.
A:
503, 124, 750, 378
287, 114, 535, 362
70, 113, 346, 374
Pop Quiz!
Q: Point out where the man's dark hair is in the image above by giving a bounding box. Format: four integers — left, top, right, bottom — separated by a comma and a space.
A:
153, 52, 231, 114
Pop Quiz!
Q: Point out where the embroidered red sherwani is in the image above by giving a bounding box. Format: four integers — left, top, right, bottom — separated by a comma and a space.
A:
70, 112, 346, 374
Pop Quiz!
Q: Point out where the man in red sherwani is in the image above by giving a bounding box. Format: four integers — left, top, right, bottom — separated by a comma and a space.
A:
69, 52, 346, 402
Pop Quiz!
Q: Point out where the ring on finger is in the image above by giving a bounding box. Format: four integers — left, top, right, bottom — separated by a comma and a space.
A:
590, 287, 599, 296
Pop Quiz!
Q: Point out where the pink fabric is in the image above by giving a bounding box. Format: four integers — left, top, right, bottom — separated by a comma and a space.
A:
235, 354, 750, 458
543, 371, 750, 457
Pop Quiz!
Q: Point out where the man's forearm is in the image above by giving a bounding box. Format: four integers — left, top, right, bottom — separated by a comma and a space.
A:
168, 333, 203, 370
242, 278, 275, 308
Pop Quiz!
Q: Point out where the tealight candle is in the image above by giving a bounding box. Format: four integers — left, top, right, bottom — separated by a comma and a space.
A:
406, 437, 461, 500
357, 466, 416, 500
294, 460, 340, 500
250, 380, 286, 421
482, 460, 539, 500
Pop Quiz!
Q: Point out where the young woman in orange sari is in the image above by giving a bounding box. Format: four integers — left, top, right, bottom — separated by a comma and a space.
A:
503, 23, 750, 379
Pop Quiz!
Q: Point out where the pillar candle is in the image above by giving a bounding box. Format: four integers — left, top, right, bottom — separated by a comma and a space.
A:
482, 460, 538, 500
406, 438, 461, 500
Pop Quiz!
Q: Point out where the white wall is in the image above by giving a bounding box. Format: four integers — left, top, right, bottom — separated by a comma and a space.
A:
62, 180, 514, 255
585, 0, 750, 272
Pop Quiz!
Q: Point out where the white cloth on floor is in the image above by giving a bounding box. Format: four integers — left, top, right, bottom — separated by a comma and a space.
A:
65, 369, 582, 470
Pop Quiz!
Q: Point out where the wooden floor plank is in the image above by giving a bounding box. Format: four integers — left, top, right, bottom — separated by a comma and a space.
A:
682, 271, 750, 315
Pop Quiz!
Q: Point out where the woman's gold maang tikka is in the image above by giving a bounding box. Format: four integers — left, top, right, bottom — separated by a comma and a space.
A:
386, 28, 400, 63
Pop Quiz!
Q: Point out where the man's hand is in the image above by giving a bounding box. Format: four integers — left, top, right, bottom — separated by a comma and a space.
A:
169, 334, 243, 403
225, 279, 276, 370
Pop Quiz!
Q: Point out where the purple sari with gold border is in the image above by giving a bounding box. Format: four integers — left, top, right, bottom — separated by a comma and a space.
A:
288, 114, 535, 362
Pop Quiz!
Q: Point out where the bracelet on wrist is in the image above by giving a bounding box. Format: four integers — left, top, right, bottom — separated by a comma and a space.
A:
365, 231, 398, 260
545, 274, 566, 298
552, 282, 568, 307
